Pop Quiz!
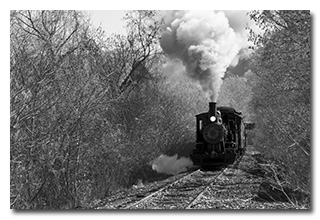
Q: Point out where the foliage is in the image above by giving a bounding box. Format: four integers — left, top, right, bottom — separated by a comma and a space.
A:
247, 10, 310, 191
101, 10, 164, 96
10, 10, 198, 209
218, 74, 253, 119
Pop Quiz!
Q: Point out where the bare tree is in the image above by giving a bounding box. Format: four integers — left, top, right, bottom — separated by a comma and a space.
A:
248, 10, 310, 191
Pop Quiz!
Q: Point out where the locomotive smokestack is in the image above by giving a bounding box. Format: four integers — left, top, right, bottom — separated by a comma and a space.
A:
209, 102, 217, 117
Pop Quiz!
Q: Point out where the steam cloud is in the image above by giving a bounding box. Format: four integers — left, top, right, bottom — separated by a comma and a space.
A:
160, 10, 249, 101
152, 154, 194, 175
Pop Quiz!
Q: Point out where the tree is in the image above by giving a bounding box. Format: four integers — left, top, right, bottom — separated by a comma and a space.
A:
99, 10, 164, 97
11, 10, 220, 209
10, 10, 118, 209
248, 10, 310, 191
217, 75, 253, 118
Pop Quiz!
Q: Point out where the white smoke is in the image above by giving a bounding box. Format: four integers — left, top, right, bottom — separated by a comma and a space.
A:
160, 10, 249, 101
151, 154, 194, 175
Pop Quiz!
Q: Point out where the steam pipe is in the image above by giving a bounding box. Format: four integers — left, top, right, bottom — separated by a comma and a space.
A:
209, 102, 217, 117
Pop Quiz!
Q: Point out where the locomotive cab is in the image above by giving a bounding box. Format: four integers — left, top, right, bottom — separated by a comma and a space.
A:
191, 102, 245, 167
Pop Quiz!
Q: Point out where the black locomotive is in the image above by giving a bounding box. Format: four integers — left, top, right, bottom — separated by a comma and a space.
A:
190, 102, 252, 167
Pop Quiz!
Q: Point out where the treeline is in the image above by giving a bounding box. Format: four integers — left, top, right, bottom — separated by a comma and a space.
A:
10, 10, 205, 209
217, 10, 310, 197
247, 11, 310, 192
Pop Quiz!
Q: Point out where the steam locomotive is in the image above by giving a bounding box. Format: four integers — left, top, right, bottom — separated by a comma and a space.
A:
190, 102, 252, 167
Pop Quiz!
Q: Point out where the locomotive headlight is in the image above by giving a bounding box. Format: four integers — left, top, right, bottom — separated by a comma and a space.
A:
210, 116, 216, 122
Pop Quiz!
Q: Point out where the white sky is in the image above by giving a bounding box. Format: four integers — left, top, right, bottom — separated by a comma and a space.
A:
86, 10, 258, 38
86, 10, 127, 35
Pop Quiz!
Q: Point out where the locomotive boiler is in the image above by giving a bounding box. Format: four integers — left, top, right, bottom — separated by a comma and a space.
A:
190, 102, 249, 167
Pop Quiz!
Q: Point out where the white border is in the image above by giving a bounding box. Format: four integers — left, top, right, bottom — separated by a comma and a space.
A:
2, 1, 318, 219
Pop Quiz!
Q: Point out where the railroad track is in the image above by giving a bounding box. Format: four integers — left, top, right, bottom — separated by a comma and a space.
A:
95, 154, 245, 209
123, 167, 226, 209
124, 154, 245, 209
95, 168, 199, 209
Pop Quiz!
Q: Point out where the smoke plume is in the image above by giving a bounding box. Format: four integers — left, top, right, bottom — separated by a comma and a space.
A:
151, 154, 194, 175
160, 10, 248, 101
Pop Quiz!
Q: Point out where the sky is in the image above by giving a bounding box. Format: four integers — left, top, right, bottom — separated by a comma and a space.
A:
86, 10, 258, 38
86, 10, 127, 35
